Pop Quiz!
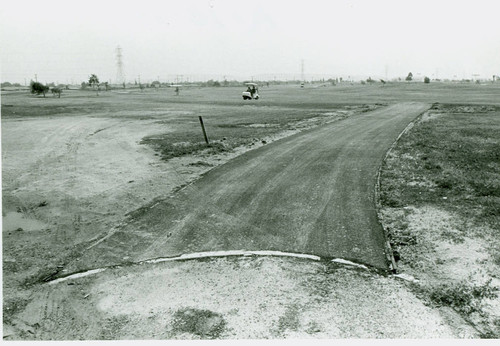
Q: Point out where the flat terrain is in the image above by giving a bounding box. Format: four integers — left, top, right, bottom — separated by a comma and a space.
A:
2, 82, 500, 339
379, 103, 500, 337
75, 102, 429, 271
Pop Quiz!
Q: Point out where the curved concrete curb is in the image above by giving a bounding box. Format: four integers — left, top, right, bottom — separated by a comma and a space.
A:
48, 250, 379, 285
331, 258, 369, 270
49, 268, 107, 285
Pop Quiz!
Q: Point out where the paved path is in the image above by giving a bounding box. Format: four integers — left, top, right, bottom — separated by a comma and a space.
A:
123, 102, 428, 270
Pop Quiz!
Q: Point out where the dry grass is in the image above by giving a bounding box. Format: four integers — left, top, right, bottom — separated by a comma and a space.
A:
379, 104, 500, 337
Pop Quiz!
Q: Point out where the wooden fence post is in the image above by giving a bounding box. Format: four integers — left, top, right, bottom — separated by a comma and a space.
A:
199, 116, 209, 145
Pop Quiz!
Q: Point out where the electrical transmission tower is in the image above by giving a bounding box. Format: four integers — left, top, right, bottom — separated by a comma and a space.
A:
301, 59, 305, 82
115, 46, 125, 85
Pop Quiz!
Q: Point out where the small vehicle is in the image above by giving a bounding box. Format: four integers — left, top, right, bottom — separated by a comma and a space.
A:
242, 83, 259, 100
169, 84, 182, 95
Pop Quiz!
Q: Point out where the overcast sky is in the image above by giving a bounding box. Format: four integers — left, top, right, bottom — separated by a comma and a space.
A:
1, 0, 499, 84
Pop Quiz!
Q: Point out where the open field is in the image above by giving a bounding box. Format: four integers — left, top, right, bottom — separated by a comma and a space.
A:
2, 82, 500, 339
2, 86, 381, 287
380, 103, 500, 337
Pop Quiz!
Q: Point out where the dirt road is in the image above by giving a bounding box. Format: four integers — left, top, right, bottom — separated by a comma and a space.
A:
77, 102, 430, 271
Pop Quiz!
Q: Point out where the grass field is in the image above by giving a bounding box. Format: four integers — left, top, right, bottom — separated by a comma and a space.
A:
379, 103, 500, 337
2, 82, 500, 338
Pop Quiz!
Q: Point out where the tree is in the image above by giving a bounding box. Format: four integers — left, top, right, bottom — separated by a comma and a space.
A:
424, 76, 430, 84
88, 74, 100, 95
51, 87, 62, 98
30, 81, 49, 97
151, 81, 160, 91
406, 72, 413, 82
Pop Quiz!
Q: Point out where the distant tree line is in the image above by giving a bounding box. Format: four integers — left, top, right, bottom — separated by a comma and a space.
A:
1, 82, 23, 87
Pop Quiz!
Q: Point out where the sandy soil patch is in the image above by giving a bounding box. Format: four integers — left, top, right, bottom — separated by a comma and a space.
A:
9, 256, 469, 340
381, 205, 500, 336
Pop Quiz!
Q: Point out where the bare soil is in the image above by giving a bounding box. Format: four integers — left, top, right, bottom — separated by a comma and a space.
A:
6, 257, 470, 339
379, 104, 500, 337
4, 85, 499, 339
2, 89, 385, 338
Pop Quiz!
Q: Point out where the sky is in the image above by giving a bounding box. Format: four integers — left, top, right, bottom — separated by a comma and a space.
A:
1, 0, 499, 84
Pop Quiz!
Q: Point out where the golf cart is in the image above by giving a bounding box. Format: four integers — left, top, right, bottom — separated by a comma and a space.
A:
242, 83, 259, 100
169, 84, 182, 95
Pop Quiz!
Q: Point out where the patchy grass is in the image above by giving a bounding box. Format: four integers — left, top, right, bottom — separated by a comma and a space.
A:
170, 308, 226, 339
2, 296, 31, 324
139, 103, 372, 161
99, 315, 132, 340
380, 104, 500, 228
141, 135, 232, 159
275, 304, 301, 336
421, 280, 498, 315
379, 103, 500, 337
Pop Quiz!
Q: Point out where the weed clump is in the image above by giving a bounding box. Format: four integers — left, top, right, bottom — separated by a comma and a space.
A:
424, 280, 498, 315
171, 307, 226, 339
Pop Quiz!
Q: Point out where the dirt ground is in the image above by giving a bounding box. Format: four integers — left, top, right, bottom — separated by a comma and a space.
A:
379, 106, 500, 337
3, 86, 496, 339
4, 256, 475, 339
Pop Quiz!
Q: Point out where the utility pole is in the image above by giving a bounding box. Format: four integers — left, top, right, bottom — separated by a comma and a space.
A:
35, 74, 38, 82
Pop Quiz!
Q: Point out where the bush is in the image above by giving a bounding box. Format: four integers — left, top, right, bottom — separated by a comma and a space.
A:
424, 77, 430, 84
